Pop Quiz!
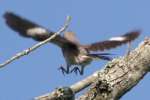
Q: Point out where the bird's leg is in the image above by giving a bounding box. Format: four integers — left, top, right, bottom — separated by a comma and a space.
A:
58, 64, 70, 75
79, 66, 84, 75
70, 66, 80, 75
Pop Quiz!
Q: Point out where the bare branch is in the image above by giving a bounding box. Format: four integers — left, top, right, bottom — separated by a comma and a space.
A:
79, 38, 150, 100
0, 16, 71, 68
35, 38, 150, 100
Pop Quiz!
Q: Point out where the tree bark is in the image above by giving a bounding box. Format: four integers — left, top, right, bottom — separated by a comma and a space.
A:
35, 38, 150, 100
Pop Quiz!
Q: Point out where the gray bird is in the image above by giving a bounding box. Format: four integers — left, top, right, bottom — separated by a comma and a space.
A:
3, 12, 141, 75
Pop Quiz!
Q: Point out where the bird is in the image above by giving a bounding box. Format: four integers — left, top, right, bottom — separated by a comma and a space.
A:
3, 12, 141, 75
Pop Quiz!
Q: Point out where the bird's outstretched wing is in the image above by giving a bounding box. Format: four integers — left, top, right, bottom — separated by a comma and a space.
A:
83, 30, 141, 51
3, 12, 69, 47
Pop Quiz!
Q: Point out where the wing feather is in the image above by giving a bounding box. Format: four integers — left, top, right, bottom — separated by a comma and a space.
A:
4, 12, 68, 47
83, 30, 141, 51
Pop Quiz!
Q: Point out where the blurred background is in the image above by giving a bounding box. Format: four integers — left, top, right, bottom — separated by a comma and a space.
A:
0, 0, 149, 100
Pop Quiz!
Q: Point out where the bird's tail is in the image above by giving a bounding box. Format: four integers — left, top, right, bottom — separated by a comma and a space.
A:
88, 53, 113, 61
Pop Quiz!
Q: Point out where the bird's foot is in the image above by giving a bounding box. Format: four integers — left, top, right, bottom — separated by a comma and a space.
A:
71, 66, 84, 75
58, 65, 70, 75
70, 67, 79, 75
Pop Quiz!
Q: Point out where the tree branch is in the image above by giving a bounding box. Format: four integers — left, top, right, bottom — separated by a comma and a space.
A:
35, 38, 150, 100
0, 16, 71, 68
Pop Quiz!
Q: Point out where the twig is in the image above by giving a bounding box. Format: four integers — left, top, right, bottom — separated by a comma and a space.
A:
0, 16, 71, 68
35, 71, 99, 100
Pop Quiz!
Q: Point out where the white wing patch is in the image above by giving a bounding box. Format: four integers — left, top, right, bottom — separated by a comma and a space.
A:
109, 36, 126, 41
27, 27, 47, 36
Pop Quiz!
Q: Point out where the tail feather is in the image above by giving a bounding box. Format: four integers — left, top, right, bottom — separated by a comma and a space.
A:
88, 53, 112, 61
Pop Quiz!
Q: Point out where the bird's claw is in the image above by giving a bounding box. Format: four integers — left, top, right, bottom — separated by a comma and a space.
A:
58, 65, 84, 75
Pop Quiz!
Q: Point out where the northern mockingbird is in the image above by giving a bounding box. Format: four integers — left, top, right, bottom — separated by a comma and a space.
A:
4, 12, 141, 75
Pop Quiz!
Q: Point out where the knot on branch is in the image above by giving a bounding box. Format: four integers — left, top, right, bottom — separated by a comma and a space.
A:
143, 38, 150, 45
54, 87, 74, 100
90, 79, 112, 99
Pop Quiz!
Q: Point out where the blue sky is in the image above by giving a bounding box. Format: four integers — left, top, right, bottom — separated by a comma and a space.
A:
0, 0, 150, 100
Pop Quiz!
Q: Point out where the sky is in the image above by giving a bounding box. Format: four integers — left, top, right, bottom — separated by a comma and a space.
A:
0, 0, 150, 100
